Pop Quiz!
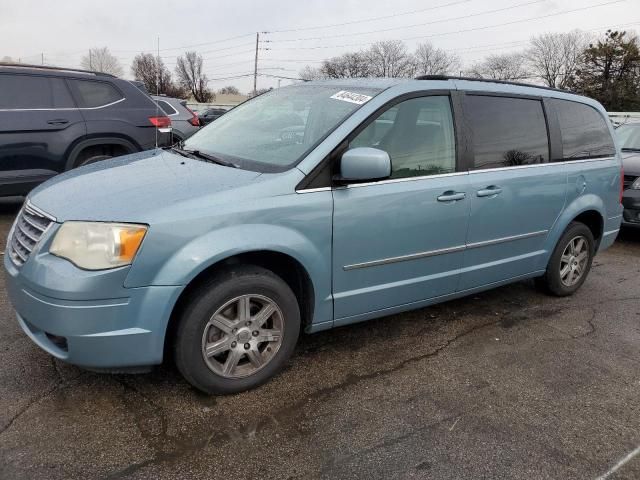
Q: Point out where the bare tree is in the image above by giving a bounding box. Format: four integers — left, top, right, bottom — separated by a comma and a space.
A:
175, 51, 213, 103
299, 65, 325, 80
321, 51, 372, 78
467, 52, 529, 80
249, 87, 273, 98
81, 47, 123, 76
412, 42, 461, 76
527, 31, 590, 88
366, 40, 413, 77
218, 85, 240, 95
131, 53, 186, 97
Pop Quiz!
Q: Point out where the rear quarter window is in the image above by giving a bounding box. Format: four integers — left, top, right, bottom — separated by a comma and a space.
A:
551, 99, 615, 160
68, 79, 124, 108
156, 100, 178, 115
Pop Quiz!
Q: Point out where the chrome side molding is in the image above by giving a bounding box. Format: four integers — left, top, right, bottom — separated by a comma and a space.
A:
343, 230, 549, 270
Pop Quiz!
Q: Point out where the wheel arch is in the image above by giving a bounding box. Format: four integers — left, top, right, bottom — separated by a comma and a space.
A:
163, 249, 316, 361
545, 194, 606, 260
64, 135, 141, 170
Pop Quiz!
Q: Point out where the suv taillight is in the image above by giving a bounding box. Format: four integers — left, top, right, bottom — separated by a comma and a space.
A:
620, 166, 624, 203
149, 116, 171, 128
185, 106, 200, 127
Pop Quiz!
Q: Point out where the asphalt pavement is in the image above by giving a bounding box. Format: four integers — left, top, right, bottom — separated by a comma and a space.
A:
0, 197, 639, 480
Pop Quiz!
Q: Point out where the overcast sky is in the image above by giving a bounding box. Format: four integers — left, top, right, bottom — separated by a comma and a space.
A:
1, 0, 638, 93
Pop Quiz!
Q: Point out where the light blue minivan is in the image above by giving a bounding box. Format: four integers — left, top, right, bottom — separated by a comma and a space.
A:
5, 77, 623, 394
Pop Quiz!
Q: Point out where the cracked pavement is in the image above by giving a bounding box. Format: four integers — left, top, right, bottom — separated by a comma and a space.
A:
0, 198, 639, 479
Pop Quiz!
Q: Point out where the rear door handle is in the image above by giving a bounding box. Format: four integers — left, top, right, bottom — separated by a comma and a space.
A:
437, 191, 466, 202
477, 186, 503, 197
47, 119, 69, 125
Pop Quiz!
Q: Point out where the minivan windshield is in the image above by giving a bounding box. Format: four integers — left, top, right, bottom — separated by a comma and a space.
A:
616, 123, 640, 151
183, 84, 382, 172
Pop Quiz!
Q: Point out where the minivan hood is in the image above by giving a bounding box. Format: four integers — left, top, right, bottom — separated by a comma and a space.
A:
28, 149, 263, 222
622, 151, 640, 176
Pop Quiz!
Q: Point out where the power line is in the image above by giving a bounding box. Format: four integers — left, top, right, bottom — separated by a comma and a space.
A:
110, 33, 256, 53
159, 42, 255, 59
268, 0, 476, 33
269, 0, 628, 51
268, 0, 547, 43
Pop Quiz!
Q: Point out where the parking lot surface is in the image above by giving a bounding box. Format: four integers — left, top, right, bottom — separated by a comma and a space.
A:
0, 198, 639, 480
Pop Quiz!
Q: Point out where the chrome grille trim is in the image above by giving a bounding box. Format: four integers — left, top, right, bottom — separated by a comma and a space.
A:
8, 201, 55, 267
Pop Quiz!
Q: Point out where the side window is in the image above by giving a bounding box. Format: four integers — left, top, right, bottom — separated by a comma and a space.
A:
51, 78, 75, 108
465, 95, 549, 170
156, 100, 177, 115
350, 96, 456, 179
68, 80, 123, 108
0, 74, 55, 109
551, 99, 615, 160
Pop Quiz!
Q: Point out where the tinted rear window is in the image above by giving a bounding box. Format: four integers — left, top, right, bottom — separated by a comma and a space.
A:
68, 79, 123, 108
465, 95, 549, 170
156, 100, 177, 115
0, 74, 75, 109
551, 99, 615, 160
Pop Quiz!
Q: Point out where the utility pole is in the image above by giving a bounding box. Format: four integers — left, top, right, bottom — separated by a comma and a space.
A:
253, 32, 259, 96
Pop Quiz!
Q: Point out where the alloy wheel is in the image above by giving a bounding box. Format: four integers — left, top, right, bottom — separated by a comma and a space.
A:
559, 235, 589, 287
201, 294, 284, 379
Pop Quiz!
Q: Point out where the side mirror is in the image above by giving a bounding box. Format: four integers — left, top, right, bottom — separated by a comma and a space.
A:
338, 147, 391, 183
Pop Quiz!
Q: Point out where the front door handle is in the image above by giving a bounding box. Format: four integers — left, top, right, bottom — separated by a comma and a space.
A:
437, 191, 466, 202
47, 119, 69, 125
477, 186, 503, 197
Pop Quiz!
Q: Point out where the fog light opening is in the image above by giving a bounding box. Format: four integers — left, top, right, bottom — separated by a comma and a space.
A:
45, 332, 68, 352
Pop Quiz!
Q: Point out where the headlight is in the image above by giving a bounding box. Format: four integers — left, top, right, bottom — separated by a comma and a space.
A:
50, 222, 147, 270
633, 177, 640, 190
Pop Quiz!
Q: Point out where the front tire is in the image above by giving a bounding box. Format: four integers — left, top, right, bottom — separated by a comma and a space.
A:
76, 154, 111, 167
536, 222, 595, 296
174, 265, 300, 395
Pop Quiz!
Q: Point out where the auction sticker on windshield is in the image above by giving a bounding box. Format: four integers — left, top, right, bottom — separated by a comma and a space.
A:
330, 90, 373, 105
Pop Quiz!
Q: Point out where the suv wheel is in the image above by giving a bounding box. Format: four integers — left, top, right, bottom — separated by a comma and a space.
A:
536, 222, 595, 296
73, 144, 129, 169
174, 265, 301, 395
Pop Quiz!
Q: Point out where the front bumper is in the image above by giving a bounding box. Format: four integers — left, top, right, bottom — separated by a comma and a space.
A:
622, 189, 640, 227
4, 249, 181, 368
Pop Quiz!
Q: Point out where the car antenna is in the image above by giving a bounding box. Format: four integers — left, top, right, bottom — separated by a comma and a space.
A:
155, 35, 160, 149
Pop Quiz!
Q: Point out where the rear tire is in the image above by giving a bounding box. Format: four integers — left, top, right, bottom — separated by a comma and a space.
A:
174, 265, 300, 395
536, 222, 595, 297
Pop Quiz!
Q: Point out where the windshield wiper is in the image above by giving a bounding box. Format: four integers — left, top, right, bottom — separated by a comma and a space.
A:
170, 146, 238, 168
621, 147, 640, 152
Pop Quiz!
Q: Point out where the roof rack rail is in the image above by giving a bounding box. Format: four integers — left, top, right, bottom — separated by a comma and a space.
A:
414, 75, 570, 93
0, 63, 116, 77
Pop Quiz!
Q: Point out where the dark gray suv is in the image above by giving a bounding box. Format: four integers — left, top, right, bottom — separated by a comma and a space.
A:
0, 64, 172, 196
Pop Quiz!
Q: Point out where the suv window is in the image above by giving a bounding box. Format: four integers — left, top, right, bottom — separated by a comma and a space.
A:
157, 100, 178, 115
551, 99, 615, 160
465, 95, 548, 170
68, 80, 123, 108
0, 74, 74, 109
350, 96, 456, 178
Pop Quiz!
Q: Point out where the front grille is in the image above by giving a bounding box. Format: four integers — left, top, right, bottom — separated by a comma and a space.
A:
624, 175, 638, 189
8, 202, 55, 267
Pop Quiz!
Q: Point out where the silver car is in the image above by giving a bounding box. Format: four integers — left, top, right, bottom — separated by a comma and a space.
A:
153, 95, 200, 142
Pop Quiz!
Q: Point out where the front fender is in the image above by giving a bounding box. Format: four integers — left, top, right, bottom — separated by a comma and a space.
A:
127, 222, 333, 326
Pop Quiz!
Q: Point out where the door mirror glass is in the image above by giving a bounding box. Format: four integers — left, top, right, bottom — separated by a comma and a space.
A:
339, 147, 391, 182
